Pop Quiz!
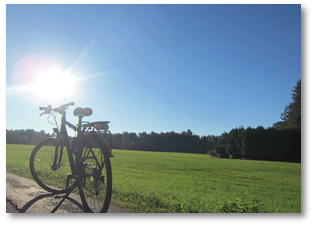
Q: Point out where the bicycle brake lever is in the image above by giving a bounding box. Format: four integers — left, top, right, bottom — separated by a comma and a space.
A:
39, 113, 44, 117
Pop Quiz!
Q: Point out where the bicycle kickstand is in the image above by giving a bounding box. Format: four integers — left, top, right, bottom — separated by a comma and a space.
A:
51, 181, 78, 213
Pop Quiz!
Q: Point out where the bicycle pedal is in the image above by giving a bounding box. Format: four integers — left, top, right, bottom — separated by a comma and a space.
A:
54, 194, 66, 199
108, 151, 115, 157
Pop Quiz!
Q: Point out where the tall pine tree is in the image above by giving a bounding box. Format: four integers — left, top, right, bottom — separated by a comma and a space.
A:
274, 79, 301, 130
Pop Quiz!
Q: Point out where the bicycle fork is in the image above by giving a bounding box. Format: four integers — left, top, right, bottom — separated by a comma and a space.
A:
50, 145, 64, 171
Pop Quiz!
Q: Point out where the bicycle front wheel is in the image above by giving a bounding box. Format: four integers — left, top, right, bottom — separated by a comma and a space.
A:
79, 133, 112, 213
30, 138, 71, 193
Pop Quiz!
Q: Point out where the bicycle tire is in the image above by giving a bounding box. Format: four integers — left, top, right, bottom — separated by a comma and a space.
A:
30, 138, 71, 194
79, 133, 112, 213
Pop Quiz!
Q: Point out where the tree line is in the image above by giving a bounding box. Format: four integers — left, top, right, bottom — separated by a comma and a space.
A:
6, 128, 226, 155
6, 126, 300, 162
6, 129, 51, 145
7, 79, 301, 163
110, 129, 228, 154
226, 126, 300, 162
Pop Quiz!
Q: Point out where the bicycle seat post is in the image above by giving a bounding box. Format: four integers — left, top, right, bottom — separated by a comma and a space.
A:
77, 116, 83, 133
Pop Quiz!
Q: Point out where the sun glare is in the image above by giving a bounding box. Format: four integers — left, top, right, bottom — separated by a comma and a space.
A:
32, 67, 76, 101
9, 55, 83, 103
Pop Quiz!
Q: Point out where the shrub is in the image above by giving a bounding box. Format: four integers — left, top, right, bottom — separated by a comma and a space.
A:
218, 193, 266, 213
208, 145, 229, 158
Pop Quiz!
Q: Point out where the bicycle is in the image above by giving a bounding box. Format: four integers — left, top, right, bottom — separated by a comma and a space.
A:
29, 102, 113, 213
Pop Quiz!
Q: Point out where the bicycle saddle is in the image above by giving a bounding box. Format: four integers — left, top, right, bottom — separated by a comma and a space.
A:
73, 107, 93, 117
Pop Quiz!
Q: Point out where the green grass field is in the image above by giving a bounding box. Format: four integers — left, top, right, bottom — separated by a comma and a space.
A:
6, 144, 301, 213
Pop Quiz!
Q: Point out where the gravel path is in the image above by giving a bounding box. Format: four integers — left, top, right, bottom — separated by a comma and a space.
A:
6, 172, 131, 213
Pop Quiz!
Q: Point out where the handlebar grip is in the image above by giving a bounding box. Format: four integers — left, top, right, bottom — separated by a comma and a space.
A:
60, 102, 75, 108
39, 105, 51, 115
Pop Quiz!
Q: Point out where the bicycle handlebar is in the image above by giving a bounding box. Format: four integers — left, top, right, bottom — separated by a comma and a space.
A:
58, 102, 75, 110
39, 102, 75, 116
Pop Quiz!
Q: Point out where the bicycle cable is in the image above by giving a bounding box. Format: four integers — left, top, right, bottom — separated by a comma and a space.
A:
47, 112, 60, 130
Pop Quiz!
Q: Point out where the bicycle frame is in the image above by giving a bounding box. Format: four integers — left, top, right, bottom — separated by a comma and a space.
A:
51, 110, 83, 182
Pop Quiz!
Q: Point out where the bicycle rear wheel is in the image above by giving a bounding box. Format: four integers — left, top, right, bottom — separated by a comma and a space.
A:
79, 133, 112, 213
30, 138, 71, 193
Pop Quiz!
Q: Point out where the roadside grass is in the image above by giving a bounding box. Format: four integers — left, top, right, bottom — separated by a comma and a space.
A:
6, 144, 301, 213
6, 144, 34, 179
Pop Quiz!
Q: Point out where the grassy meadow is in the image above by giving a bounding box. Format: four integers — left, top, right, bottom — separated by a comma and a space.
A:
6, 144, 301, 213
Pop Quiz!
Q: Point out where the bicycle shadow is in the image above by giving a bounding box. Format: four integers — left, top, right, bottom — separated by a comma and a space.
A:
19, 192, 86, 213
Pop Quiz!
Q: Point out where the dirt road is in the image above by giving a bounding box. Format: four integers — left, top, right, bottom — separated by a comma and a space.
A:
6, 172, 131, 213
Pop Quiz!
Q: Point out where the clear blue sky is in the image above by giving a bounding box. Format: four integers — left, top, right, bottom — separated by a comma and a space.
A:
6, 4, 301, 136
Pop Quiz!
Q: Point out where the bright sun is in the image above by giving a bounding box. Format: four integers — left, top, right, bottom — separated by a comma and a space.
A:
8, 55, 80, 103
32, 67, 76, 101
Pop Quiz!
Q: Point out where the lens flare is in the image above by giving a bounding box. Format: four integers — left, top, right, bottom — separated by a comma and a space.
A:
8, 55, 77, 102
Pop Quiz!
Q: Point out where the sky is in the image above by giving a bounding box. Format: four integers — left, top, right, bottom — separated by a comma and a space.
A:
5, 4, 301, 137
